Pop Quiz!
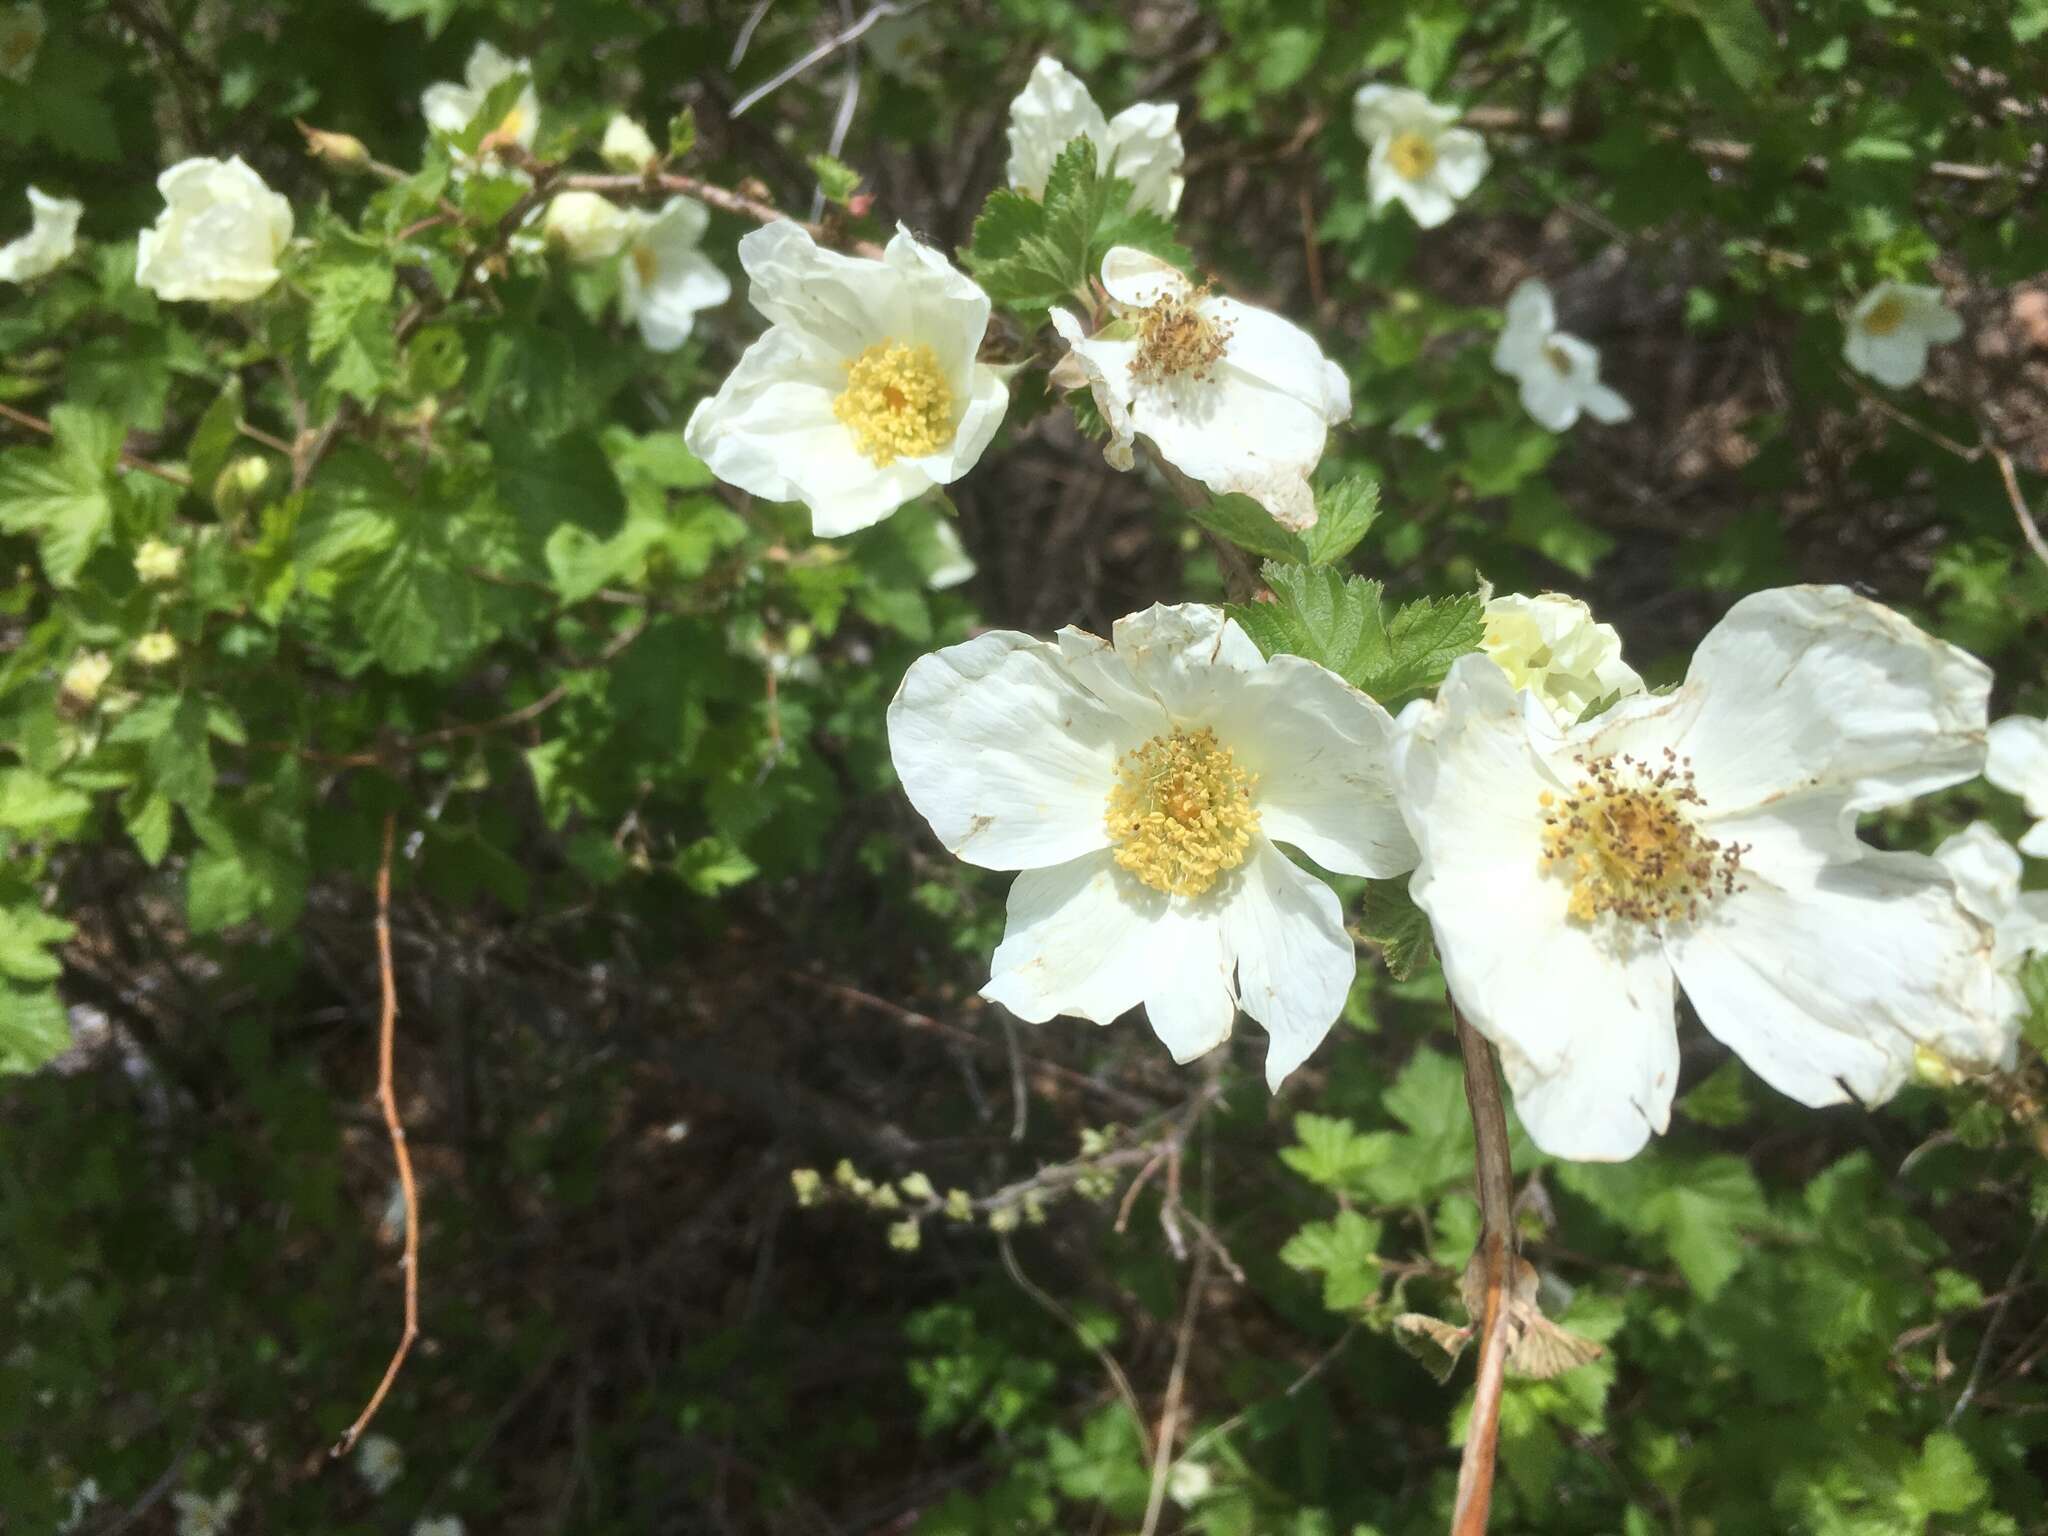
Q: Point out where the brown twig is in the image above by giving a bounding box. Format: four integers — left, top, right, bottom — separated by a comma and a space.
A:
1988, 443, 2048, 573
1451, 1002, 1516, 1536
0, 401, 193, 488
1140, 1213, 1211, 1536
331, 813, 421, 1458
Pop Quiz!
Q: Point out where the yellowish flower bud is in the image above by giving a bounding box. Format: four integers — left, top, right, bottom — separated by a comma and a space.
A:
133, 631, 179, 667
212, 454, 272, 518
297, 120, 372, 172
987, 1205, 1020, 1233
887, 1219, 921, 1252
789, 1168, 824, 1207
60, 650, 112, 703
601, 114, 661, 174
943, 1188, 973, 1222
133, 538, 184, 584
899, 1172, 935, 1203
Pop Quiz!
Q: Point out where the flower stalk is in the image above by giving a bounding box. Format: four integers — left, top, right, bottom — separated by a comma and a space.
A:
1452, 1000, 1515, 1536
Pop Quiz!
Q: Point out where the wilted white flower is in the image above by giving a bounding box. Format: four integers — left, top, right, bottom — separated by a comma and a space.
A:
1393, 585, 2013, 1161
172, 1488, 241, 1536
133, 538, 185, 584
135, 157, 292, 304
619, 196, 730, 352
1006, 56, 1184, 217
355, 1432, 404, 1495
889, 603, 1416, 1086
60, 651, 112, 704
1491, 278, 1630, 433
133, 631, 179, 667
685, 221, 1006, 537
1987, 716, 2048, 857
0, 3, 43, 83
0, 186, 80, 284
1935, 823, 2048, 974
411, 1519, 464, 1536
543, 190, 635, 263
1050, 246, 1350, 532
600, 113, 660, 173
1843, 281, 1961, 389
1352, 85, 1489, 230
422, 41, 538, 175
1482, 592, 1643, 725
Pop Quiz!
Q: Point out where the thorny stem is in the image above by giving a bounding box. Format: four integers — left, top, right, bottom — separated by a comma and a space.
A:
1452, 1000, 1515, 1536
331, 813, 421, 1458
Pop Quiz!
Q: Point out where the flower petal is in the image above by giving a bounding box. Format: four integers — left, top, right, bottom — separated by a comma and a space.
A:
1675, 584, 1991, 819
1219, 654, 1416, 877
1431, 128, 1490, 198
1110, 603, 1267, 724
1668, 848, 2016, 1106
982, 850, 1237, 1064
1492, 279, 1555, 375
1986, 715, 2048, 816
1219, 839, 1358, 1088
1005, 57, 1110, 198
887, 630, 1129, 869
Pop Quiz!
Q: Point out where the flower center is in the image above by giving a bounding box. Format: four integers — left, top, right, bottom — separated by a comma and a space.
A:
833, 339, 956, 466
1538, 750, 1744, 927
1130, 287, 1232, 385
1861, 294, 1909, 336
497, 103, 529, 141
630, 241, 658, 284
1106, 727, 1260, 898
1542, 340, 1575, 375
1388, 130, 1438, 180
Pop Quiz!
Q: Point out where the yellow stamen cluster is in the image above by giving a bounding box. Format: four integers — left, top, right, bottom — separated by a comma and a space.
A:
1538, 749, 1744, 927
1860, 294, 1909, 336
1130, 286, 1232, 385
630, 241, 658, 284
1388, 130, 1439, 181
1106, 727, 1260, 898
833, 339, 956, 466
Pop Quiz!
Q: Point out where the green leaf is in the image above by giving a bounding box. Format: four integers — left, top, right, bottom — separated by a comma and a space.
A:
0, 905, 74, 983
307, 235, 398, 402
1360, 876, 1435, 981
809, 152, 862, 206
110, 695, 215, 811
1899, 1431, 1988, 1519
675, 835, 760, 896
0, 403, 122, 586
1302, 478, 1382, 565
1228, 563, 1483, 707
1280, 1113, 1394, 1197
1560, 1155, 1767, 1298
1185, 493, 1312, 564
667, 106, 697, 159
1669, 0, 1776, 93
0, 767, 91, 832
0, 981, 67, 1076
355, 533, 481, 674
121, 786, 174, 866
187, 378, 245, 493
1279, 1208, 1384, 1311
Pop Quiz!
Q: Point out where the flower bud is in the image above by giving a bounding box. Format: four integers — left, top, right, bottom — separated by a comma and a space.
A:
60, 650, 111, 704
213, 454, 272, 517
543, 190, 635, 264
297, 121, 372, 172
133, 631, 179, 667
601, 114, 661, 174
136, 156, 293, 305
886, 1219, 921, 1253
898, 1171, 935, 1203
133, 538, 184, 584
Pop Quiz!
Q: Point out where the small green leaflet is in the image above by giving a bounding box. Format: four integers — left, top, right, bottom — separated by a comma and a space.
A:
1279, 1208, 1384, 1311
1360, 876, 1435, 981
0, 404, 123, 587
1226, 560, 1484, 708
963, 139, 1189, 317
1185, 478, 1381, 567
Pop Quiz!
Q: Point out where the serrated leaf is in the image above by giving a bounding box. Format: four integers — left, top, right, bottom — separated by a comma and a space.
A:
355, 533, 481, 674
809, 152, 862, 206
1669, 0, 1776, 93
0, 403, 121, 586
122, 786, 174, 866
0, 767, 91, 832
1360, 876, 1435, 980
1279, 1112, 1394, 1196
1184, 493, 1312, 564
1301, 478, 1381, 565
0, 981, 68, 1075
307, 237, 398, 402
1279, 1208, 1384, 1311
1378, 593, 1487, 705
1227, 562, 1388, 685
0, 905, 74, 984
1559, 1154, 1767, 1299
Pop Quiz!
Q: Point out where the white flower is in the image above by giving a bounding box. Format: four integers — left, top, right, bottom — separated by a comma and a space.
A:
619, 196, 730, 352
1843, 281, 1961, 389
354, 1432, 404, 1495
1392, 584, 2013, 1162
0, 3, 43, 84
1167, 1459, 1214, 1505
411, 1519, 464, 1536
1006, 56, 1184, 217
1987, 716, 2048, 858
422, 41, 538, 175
684, 221, 1006, 537
1352, 85, 1489, 230
0, 186, 80, 284
866, 9, 939, 78
888, 603, 1416, 1087
600, 113, 660, 173
543, 190, 635, 263
135, 157, 292, 304
60, 651, 111, 704
1935, 823, 2048, 974
1491, 279, 1629, 432
172, 1488, 241, 1536
1481, 592, 1643, 725
133, 538, 185, 583
1049, 246, 1351, 532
